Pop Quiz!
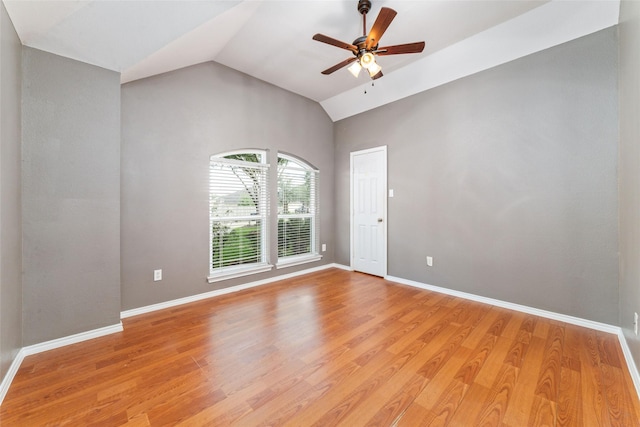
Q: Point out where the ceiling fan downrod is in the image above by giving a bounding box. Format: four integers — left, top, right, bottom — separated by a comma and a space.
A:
358, 0, 372, 36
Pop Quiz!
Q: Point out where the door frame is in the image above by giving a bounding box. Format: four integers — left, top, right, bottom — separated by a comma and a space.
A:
350, 145, 388, 277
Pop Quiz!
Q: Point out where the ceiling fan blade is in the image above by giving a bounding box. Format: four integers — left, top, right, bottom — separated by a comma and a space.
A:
313, 34, 358, 52
371, 70, 383, 80
376, 41, 426, 56
365, 7, 397, 50
321, 57, 358, 75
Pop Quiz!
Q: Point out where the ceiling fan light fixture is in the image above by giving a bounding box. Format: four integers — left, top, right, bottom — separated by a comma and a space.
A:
360, 52, 375, 69
367, 61, 382, 77
348, 61, 362, 78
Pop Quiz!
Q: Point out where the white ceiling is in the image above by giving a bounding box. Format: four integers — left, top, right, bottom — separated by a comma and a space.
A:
2, 0, 621, 121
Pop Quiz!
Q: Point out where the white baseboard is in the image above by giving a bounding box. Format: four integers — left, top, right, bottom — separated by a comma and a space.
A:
386, 274, 640, 400
0, 322, 123, 405
21, 323, 124, 357
386, 275, 618, 333
617, 329, 640, 399
0, 348, 26, 405
121, 263, 348, 319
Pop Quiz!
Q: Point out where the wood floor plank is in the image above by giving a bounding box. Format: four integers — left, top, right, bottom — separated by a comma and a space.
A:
618, 353, 640, 422
534, 323, 565, 402
457, 308, 502, 349
121, 413, 151, 427
501, 336, 548, 426
421, 379, 469, 427
416, 345, 472, 408
257, 361, 361, 426
282, 349, 399, 425
446, 381, 493, 425
362, 373, 431, 426
500, 311, 529, 341
174, 397, 251, 426
557, 361, 583, 426
1, 269, 638, 426
528, 395, 557, 426
472, 320, 535, 425
385, 305, 451, 354
455, 333, 499, 385
474, 364, 518, 426
359, 332, 473, 426
395, 401, 431, 426
234, 379, 315, 426
472, 336, 514, 389
310, 338, 433, 426
420, 331, 501, 425
145, 384, 227, 426
600, 362, 637, 427
576, 327, 613, 426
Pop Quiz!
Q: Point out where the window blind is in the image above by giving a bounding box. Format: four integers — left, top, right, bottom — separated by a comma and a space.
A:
277, 156, 319, 261
209, 156, 269, 275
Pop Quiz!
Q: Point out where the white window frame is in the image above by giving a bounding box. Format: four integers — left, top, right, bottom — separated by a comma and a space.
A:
276, 153, 322, 269
208, 150, 272, 282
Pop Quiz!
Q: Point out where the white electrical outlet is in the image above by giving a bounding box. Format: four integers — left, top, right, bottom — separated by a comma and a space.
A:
154, 269, 162, 281
322, 243, 327, 252
635, 312, 638, 335
426, 256, 433, 267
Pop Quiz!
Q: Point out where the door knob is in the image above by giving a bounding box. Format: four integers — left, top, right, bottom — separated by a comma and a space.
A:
377, 218, 383, 222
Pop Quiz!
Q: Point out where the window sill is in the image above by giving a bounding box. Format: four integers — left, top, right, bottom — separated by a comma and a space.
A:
276, 254, 323, 270
208, 263, 273, 283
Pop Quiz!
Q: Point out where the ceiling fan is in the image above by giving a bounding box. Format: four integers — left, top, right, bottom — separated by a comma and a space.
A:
313, 0, 425, 80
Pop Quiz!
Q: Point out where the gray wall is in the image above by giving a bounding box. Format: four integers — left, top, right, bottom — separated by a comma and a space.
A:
619, 1, 640, 373
0, 2, 22, 377
22, 47, 121, 345
335, 28, 619, 324
121, 62, 334, 311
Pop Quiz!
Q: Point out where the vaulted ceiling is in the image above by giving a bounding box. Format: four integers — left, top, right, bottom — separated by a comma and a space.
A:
3, 0, 620, 121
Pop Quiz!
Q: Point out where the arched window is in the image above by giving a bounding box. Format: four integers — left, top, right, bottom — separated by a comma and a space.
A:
209, 150, 271, 281
277, 153, 321, 267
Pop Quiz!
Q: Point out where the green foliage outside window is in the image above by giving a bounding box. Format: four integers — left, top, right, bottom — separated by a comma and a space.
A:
211, 222, 261, 269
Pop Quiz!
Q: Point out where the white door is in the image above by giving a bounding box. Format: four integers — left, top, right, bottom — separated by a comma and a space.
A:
351, 146, 387, 277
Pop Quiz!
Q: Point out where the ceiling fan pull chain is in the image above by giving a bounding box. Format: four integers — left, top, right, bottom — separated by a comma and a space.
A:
364, 81, 374, 95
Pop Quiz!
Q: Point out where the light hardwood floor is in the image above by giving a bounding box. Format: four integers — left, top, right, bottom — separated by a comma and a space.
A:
2, 268, 639, 426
